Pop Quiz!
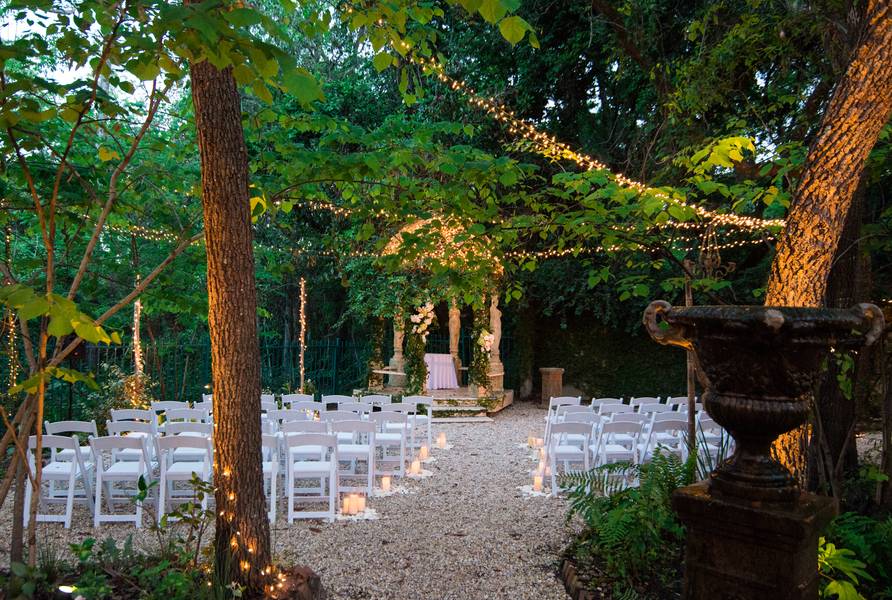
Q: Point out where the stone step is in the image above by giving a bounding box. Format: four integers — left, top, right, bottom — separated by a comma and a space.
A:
431, 416, 494, 423
430, 404, 488, 412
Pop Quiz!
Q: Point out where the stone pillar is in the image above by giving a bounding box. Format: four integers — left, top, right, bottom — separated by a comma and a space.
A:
388, 317, 405, 387
488, 294, 504, 391
448, 299, 462, 383
674, 483, 835, 599
539, 367, 563, 404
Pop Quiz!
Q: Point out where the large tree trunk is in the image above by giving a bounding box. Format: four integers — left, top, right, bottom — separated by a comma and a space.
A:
189, 51, 271, 595
764, 0, 892, 306
765, 0, 892, 479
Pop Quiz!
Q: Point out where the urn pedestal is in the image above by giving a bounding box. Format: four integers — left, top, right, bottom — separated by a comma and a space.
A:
644, 302, 884, 600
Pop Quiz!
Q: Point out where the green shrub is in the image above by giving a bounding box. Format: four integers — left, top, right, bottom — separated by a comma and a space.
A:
823, 512, 892, 599
561, 451, 695, 598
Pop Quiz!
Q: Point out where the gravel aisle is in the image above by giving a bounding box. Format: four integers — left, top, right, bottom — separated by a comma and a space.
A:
0, 405, 574, 599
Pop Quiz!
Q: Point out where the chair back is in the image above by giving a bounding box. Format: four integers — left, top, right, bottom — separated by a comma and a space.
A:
611, 413, 647, 425
321, 410, 358, 423
630, 396, 660, 406
110, 409, 155, 423
44, 420, 98, 437
165, 408, 208, 423
106, 420, 155, 437
638, 403, 672, 414
269, 409, 310, 423
281, 393, 314, 407
337, 402, 370, 415
360, 394, 391, 406
279, 420, 327, 434
598, 403, 633, 415
161, 421, 213, 436
284, 433, 337, 459
321, 394, 354, 406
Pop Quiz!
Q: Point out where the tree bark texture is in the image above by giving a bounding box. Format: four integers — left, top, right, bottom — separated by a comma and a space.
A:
764, 0, 892, 307
766, 0, 892, 479
189, 54, 271, 594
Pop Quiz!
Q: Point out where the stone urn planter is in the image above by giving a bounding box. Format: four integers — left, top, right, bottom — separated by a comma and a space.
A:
643, 301, 884, 502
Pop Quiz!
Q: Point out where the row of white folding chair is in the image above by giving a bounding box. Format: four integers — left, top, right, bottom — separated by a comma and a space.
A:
24, 431, 213, 529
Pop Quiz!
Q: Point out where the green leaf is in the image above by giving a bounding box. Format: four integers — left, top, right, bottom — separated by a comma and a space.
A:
98, 146, 120, 162
479, 0, 507, 23
498, 16, 528, 45
280, 68, 324, 105
373, 52, 393, 72
17, 295, 49, 320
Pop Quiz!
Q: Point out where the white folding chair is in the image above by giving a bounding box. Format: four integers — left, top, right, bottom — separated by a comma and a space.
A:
288, 401, 324, 421
90, 435, 153, 527
638, 403, 673, 415
330, 420, 375, 495
598, 403, 633, 417
285, 433, 338, 522
193, 400, 213, 415
666, 396, 690, 410
403, 395, 433, 450
268, 409, 311, 428
591, 422, 642, 467
337, 402, 372, 417
155, 435, 212, 523
260, 399, 278, 414
151, 400, 190, 416
591, 397, 623, 406
281, 393, 314, 409
261, 393, 276, 404
629, 396, 660, 408
106, 420, 157, 462
321, 394, 354, 407
611, 413, 648, 426
697, 416, 727, 461
360, 394, 391, 406
160, 422, 213, 462
544, 396, 581, 444
549, 422, 592, 497
280, 421, 328, 461
164, 408, 209, 424
639, 418, 686, 463
371, 412, 408, 478
261, 433, 279, 522
44, 420, 97, 474
110, 409, 157, 430
24, 435, 94, 528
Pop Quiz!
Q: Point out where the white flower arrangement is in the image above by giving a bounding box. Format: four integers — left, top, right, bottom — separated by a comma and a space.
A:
478, 330, 494, 354
411, 302, 435, 342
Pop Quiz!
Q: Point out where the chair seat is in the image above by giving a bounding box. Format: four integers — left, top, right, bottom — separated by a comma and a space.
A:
289, 445, 324, 456
291, 460, 332, 474
553, 445, 585, 459
43, 462, 84, 477
336, 432, 352, 442
384, 423, 406, 432
375, 433, 403, 443
173, 448, 208, 461
104, 462, 147, 477
56, 447, 92, 462
165, 462, 207, 477
337, 443, 371, 457
115, 448, 147, 461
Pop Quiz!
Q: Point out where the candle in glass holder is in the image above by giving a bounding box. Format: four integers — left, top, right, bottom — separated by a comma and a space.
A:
534, 437, 544, 448
410, 459, 421, 475
437, 432, 447, 449
356, 495, 366, 514
381, 475, 392, 492
533, 473, 544, 492
419, 445, 429, 460
342, 495, 353, 515
527, 433, 535, 447
538, 459, 546, 472
539, 447, 547, 461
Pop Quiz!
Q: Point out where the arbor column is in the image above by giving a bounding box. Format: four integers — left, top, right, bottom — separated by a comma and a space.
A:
388, 316, 405, 387
488, 294, 504, 392
448, 299, 462, 383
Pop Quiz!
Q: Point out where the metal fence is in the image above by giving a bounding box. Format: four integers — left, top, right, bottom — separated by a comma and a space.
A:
3, 331, 515, 422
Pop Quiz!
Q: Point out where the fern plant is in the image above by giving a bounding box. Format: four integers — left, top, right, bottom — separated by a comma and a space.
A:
560, 450, 695, 598
825, 512, 892, 599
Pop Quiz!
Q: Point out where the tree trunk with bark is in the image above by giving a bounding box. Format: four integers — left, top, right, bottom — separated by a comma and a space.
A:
765, 0, 892, 478
764, 0, 892, 306
189, 49, 271, 595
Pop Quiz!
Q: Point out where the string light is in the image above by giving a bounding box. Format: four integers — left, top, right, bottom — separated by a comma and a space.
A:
409, 55, 785, 233
133, 274, 143, 375
299, 277, 307, 393
503, 235, 772, 260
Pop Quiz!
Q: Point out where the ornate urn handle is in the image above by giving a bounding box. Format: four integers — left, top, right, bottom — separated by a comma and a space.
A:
858, 303, 886, 346
643, 300, 692, 350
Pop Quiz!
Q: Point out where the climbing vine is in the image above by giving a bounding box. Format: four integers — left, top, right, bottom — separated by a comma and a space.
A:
468, 303, 492, 389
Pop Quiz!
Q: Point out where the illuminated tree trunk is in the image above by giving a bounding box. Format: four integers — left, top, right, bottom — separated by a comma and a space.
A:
765, 0, 892, 306
766, 0, 892, 479
189, 49, 271, 595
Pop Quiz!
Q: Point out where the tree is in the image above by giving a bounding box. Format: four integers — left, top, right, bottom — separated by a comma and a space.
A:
764, 0, 892, 479
188, 26, 272, 600
765, 1, 892, 306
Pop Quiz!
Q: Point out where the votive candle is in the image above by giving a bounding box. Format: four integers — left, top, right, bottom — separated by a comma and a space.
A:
381, 476, 392, 492
437, 432, 447, 448
419, 445, 429, 460
410, 459, 421, 475
533, 473, 544, 492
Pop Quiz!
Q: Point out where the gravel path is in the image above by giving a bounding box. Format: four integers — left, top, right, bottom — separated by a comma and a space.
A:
0, 405, 575, 599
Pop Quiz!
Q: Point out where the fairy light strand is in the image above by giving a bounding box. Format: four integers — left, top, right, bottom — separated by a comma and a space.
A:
298, 277, 307, 393
409, 54, 785, 233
